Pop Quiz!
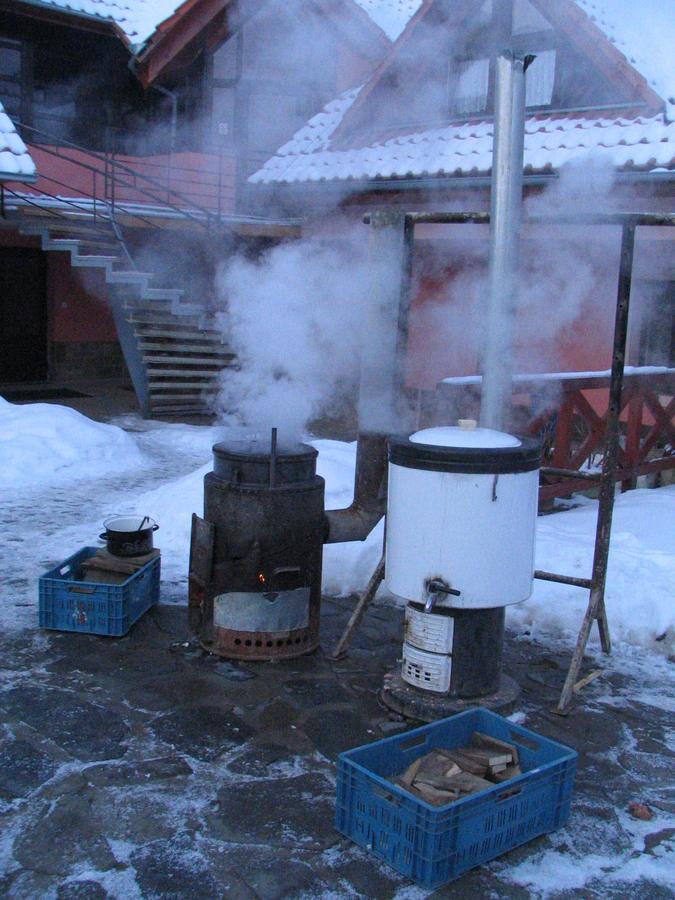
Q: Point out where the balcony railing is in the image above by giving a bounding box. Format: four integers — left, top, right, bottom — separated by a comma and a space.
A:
5, 121, 238, 232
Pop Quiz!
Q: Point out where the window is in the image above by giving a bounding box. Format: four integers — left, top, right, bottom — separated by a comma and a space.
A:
0, 38, 26, 122
526, 49, 556, 107
450, 58, 490, 115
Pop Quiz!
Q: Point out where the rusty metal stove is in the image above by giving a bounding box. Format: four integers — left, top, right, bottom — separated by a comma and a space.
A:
189, 432, 325, 660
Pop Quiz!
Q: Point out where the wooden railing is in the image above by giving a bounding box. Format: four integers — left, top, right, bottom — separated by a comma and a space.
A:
437, 367, 675, 499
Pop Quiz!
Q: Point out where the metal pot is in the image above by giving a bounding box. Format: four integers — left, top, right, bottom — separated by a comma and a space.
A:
100, 515, 159, 557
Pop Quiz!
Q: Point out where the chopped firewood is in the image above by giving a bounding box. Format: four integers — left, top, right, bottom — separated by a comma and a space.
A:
436, 749, 489, 777
445, 771, 494, 794
414, 773, 462, 793
492, 764, 522, 783
471, 731, 520, 766
400, 756, 423, 787
417, 751, 458, 778
460, 747, 513, 768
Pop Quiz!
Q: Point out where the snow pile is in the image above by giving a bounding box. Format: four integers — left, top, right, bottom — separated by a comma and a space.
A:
0, 398, 144, 489
510, 486, 675, 651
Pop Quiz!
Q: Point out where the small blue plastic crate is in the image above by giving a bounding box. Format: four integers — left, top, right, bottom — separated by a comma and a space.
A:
39, 546, 160, 637
335, 707, 577, 889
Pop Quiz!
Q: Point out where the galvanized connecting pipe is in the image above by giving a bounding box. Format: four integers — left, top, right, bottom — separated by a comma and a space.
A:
324, 432, 388, 543
480, 52, 532, 432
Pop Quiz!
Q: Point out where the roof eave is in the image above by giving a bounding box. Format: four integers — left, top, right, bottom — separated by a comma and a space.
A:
251, 167, 675, 192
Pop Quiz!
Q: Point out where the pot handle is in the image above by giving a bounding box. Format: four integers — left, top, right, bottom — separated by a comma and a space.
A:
98, 533, 108, 541
152, 523, 160, 531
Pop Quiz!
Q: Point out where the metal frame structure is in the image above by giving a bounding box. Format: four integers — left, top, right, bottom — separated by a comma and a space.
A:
369, 208, 674, 712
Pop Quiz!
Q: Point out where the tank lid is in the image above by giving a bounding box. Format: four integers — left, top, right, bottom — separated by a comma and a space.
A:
212, 439, 317, 463
212, 439, 318, 486
410, 425, 521, 450
389, 429, 541, 475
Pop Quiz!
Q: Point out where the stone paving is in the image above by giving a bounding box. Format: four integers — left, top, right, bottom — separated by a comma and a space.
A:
0, 591, 673, 898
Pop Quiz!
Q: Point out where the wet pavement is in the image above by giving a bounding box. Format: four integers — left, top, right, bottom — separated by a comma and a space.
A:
0, 594, 673, 898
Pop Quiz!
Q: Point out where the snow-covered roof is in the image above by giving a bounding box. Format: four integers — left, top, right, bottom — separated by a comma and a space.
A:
0, 101, 36, 182
251, 0, 675, 186
14, 0, 186, 48
575, 0, 675, 120
250, 107, 674, 184
352, 0, 422, 41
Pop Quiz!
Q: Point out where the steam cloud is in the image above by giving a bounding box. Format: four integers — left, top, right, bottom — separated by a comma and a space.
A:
213, 230, 402, 439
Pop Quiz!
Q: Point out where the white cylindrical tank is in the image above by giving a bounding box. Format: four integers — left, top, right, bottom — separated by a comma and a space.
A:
385, 424, 540, 609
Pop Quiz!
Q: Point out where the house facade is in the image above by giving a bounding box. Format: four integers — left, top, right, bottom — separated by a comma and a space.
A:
0, 0, 393, 415
250, 0, 674, 385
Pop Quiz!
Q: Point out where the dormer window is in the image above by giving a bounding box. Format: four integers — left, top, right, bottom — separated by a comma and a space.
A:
526, 49, 556, 106
451, 58, 490, 114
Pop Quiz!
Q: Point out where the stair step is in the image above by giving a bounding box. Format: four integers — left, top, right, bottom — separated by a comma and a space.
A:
143, 354, 235, 365
108, 270, 153, 284
148, 368, 227, 377
149, 382, 219, 392
143, 287, 185, 302
128, 307, 194, 320
148, 392, 214, 400
135, 327, 224, 341
72, 254, 118, 268
43, 238, 81, 252
139, 344, 234, 358
149, 404, 213, 415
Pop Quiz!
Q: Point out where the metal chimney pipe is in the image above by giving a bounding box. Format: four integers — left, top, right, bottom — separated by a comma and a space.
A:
480, 52, 533, 431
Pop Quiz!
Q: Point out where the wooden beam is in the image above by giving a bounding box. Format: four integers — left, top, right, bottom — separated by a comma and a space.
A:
135, 0, 232, 88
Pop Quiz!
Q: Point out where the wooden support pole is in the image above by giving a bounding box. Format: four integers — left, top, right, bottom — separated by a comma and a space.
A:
557, 224, 636, 713
330, 554, 386, 660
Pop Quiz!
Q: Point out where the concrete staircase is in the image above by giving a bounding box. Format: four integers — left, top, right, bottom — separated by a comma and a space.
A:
19, 219, 235, 418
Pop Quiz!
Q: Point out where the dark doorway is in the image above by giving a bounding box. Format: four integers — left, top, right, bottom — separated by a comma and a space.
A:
0, 248, 48, 382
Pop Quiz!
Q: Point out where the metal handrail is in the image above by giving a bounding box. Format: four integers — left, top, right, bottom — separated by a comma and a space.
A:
17, 121, 224, 231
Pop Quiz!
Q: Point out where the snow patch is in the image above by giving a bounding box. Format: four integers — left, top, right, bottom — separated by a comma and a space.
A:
0, 399, 144, 489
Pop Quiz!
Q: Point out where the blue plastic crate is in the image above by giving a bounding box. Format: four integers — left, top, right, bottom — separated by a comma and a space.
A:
39, 546, 160, 637
335, 707, 577, 889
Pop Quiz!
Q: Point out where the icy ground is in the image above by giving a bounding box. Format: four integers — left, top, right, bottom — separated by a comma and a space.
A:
0, 403, 674, 898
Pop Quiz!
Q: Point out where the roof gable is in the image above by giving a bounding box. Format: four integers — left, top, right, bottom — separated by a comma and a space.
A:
133, 0, 391, 87
332, 0, 669, 148
573, 0, 674, 120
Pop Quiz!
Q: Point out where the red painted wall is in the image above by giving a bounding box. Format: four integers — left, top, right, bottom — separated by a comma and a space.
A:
26, 147, 236, 214
0, 233, 116, 344
47, 255, 117, 343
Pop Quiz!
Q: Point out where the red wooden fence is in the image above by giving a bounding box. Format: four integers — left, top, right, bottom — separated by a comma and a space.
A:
436, 367, 675, 499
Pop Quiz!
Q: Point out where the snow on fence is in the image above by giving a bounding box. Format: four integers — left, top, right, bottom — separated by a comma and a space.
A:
438, 366, 675, 498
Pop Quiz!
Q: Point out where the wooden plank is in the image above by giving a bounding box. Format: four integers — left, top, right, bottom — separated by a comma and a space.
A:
188, 514, 214, 631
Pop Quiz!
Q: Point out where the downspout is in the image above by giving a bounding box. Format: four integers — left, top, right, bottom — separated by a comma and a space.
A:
127, 55, 178, 189
153, 84, 178, 191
